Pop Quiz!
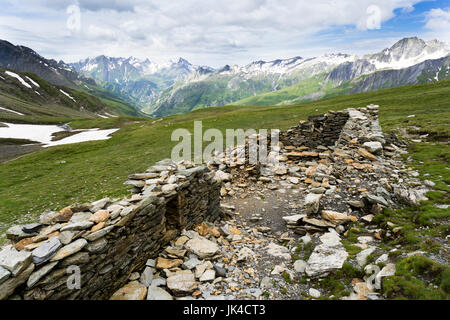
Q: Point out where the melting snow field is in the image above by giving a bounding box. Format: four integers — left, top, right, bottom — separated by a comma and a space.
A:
0, 122, 118, 147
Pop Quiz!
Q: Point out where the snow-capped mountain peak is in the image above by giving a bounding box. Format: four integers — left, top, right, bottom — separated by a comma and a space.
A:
367, 37, 450, 70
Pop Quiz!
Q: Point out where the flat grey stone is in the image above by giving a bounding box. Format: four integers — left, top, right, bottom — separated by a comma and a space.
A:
243, 288, 262, 298
146, 259, 156, 268
146, 286, 173, 300
22, 223, 43, 234
31, 237, 62, 264
0, 266, 10, 285
27, 261, 58, 288
90, 198, 110, 212
60, 252, 90, 267
58, 231, 77, 245
0, 245, 32, 276
86, 238, 108, 253
0, 263, 34, 300
6, 225, 37, 241
182, 257, 201, 270
140, 267, 154, 287
84, 226, 114, 241
365, 194, 389, 207
69, 212, 93, 223
151, 278, 166, 287
60, 221, 94, 232
199, 269, 215, 282
50, 239, 88, 261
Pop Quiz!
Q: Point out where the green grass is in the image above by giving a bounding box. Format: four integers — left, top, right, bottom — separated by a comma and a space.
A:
382, 256, 450, 299
0, 79, 449, 243
0, 138, 40, 145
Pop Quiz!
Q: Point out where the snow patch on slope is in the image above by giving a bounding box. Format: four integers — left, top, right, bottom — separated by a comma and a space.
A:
0, 122, 118, 147
25, 76, 40, 87
4, 71, 32, 88
59, 89, 76, 102
0, 106, 25, 116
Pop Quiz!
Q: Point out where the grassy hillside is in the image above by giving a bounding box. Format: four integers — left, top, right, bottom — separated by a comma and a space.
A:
0, 79, 448, 242
0, 68, 146, 124
234, 73, 348, 106
78, 82, 149, 117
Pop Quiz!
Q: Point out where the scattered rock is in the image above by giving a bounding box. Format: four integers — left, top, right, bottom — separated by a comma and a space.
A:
146, 286, 173, 300
110, 281, 147, 300
166, 270, 197, 295
185, 237, 220, 259
304, 193, 322, 215
309, 288, 321, 298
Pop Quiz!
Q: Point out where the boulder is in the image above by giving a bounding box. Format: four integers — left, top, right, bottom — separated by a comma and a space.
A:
363, 141, 383, 154
140, 267, 154, 287
265, 242, 291, 260
166, 270, 197, 295
110, 281, 147, 300
156, 257, 183, 269
305, 231, 348, 277
185, 237, 220, 259
321, 210, 357, 225
146, 286, 173, 300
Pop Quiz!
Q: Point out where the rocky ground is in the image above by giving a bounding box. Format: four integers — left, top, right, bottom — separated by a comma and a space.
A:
109, 105, 448, 300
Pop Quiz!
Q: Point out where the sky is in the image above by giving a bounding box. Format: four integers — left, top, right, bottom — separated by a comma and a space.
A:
0, 0, 449, 68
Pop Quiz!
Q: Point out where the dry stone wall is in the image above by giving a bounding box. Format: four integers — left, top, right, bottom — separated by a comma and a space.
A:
0, 162, 222, 300
280, 110, 349, 148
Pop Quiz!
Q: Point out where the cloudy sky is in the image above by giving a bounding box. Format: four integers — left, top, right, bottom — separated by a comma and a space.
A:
0, 0, 449, 67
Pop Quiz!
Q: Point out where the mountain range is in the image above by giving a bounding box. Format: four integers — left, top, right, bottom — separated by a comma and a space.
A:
1, 37, 449, 119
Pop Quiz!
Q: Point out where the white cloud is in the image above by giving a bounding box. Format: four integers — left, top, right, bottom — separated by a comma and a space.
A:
0, 0, 429, 67
425, 8, 450, 30
86, 25, 117, 40
423, 8, 450, 42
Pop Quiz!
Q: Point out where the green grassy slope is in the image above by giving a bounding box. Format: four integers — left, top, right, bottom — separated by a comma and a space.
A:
234, 73, 350, 106
78, 82, 149, 117
0, 68, 146, 124
0, 79, 448, 241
